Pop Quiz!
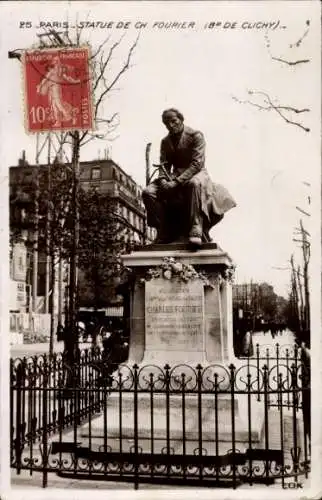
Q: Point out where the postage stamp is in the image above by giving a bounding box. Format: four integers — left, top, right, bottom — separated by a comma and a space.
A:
23, 47, 93, 132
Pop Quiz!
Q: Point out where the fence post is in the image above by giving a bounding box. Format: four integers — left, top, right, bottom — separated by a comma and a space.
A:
10, 359, 14, 466
181, 372, 186, 480
263, 364, 270, 484
42, 355, 49, 488
15, 361, 24, 475
197, 364, 203, 482
164, 363, 171, 482
247, 369, 253, 486
256, 344, 260, 401
133, 363, 139, 490
291, 363, 300, 484
229, 364, 236, 489
300, 345, 310, 477
278, 373, 285, 489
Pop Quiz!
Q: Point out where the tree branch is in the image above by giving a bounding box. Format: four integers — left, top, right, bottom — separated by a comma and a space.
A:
75, 12, 88, 45
290, 20, 310, 49
80, 133, 107, 146
264, 25, 311, 66
233, 90, 310, 132
96, 113, 119, 125
79, 130, 89, 143
296, 206, 310, 217
94, 35, 139, 120
271, 56, 310, 66
90, 35, 112, 60
92, 37, 124, 94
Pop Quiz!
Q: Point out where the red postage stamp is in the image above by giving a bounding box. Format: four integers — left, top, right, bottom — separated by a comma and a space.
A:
23, 47, 93, 133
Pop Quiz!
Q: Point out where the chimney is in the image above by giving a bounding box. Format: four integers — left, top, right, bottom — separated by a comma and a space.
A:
18, 150, 29, 166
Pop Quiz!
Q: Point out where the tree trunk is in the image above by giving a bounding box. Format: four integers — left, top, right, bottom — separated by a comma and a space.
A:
57, 250, 63, 325
32, 167, 39, 317
296, 266, 304, 331
64, 131, 80, 371
49, 249, 55, 357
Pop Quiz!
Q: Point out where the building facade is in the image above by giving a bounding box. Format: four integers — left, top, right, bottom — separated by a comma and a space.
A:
10, 153, 155, 245
9, 152, 155, 322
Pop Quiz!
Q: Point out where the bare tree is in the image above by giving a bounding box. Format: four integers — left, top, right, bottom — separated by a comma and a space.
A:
9, 27, 140, 360
232, 20, 311, 132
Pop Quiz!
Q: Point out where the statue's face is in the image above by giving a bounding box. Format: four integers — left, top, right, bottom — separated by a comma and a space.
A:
163, 112, 183, 135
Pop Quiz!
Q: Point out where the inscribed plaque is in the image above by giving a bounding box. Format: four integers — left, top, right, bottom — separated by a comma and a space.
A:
145, 278, 204, 352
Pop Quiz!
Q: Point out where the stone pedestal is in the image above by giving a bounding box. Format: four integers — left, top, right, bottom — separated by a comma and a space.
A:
122, 244, 237, 366
80, 245, 264, 456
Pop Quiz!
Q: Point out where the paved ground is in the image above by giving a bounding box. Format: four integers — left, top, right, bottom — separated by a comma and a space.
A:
10, 467, 310, 491
252, 329, 295, 349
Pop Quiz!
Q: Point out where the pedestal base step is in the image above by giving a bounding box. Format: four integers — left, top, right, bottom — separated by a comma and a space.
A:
80, 392, 263, 450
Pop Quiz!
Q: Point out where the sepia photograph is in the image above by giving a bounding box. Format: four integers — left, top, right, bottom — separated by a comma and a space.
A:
0, 1, 321, 498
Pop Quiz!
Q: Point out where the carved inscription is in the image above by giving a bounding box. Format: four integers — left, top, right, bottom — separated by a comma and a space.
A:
145, 278, 204, 351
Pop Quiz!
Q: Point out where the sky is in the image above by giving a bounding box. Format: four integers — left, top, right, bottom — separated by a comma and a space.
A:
0, 1, 321, 297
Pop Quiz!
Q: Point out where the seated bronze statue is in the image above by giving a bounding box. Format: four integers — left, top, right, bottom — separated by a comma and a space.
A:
142, 108, 236, 247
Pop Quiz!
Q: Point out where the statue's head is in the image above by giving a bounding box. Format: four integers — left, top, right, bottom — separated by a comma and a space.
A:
162, 108, 184, 135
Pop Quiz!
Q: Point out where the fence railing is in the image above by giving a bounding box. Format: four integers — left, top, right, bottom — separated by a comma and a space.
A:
11, 344, 310, 489
10, 348, 105, 453
240, 343, 306, 410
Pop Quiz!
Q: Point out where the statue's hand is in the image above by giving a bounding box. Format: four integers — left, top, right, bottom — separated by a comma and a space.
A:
161, 180, 178, 191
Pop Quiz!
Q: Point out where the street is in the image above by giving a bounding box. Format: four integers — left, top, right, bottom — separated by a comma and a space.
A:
10, 329, 296, 360
251, 328, 295, 350
10, 340, 91, 359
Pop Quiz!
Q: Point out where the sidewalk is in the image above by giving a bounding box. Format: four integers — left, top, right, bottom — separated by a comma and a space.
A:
11, 469, 170, 489
11, 468, 310, 491
10, 341, 92, 358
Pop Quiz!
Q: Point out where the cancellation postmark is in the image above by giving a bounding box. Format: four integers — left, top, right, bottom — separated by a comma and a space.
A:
22, 47, 94, 133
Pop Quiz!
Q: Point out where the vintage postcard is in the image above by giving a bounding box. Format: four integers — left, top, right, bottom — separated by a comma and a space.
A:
0, 1, 321, 499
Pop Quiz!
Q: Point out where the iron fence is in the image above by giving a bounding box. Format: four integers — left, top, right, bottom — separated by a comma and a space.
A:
240, 343, 306, 410
10, 348, 104, 453
11, 345, 310, 489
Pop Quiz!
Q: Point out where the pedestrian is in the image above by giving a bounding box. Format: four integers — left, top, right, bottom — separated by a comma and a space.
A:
242, 330, 254, 357
56, 323, 65, 342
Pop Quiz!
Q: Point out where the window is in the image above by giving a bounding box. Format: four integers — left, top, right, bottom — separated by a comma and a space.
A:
91, 167, 101, 180
18, 256, 24, 271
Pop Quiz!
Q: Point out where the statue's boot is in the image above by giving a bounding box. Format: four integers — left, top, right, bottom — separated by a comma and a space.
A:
154, 222, 172, 244
188, 223, 202, 248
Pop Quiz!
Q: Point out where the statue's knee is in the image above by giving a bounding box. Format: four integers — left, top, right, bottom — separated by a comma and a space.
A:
143, 183, 159, 201
186, 177, 200, 189
142, 186, 153, 199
